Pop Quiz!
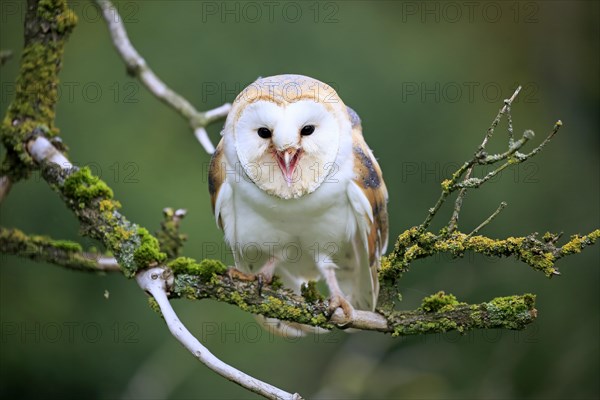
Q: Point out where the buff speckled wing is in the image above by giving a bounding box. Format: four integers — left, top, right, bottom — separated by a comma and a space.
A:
348, 106, 389, 298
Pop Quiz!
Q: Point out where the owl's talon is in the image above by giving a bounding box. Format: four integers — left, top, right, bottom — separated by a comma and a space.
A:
328, 294, 354, 326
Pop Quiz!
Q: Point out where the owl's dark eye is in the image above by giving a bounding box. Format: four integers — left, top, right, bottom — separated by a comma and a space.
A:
300, 125, 315, 136
257, 127, 272, 139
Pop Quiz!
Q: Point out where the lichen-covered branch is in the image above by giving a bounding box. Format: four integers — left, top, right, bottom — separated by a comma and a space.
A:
368, 84, 597, 309
0, 0, 77, 183
28, 137, 166, 278
380, 228, 600, 286
0, 226, 119, 272
0, 0, 165, 278
94, 0, 230, 154
167, 259, 537, 335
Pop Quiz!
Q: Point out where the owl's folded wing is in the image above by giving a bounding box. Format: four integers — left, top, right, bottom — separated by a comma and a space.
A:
346, 112, 389, 308
208, 139, 231, 230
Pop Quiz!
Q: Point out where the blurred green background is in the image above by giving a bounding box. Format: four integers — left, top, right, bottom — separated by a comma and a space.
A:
1, 1, 598, 399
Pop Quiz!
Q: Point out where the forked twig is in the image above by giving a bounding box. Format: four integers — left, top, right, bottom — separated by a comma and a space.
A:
95, 0, 230, 154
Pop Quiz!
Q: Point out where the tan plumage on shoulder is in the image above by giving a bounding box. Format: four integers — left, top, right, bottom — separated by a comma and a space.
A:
208, 139, 226, 229
349, 107, 389, 281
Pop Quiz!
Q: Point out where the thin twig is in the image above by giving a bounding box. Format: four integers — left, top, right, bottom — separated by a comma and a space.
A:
478, 86, 521, 152
477, 129, 534, 165
95, 0, 230, 154
516, 120, 562, 160
506, 104, 515, 146
467, 202, 508, 238
137, 268, 303, 400
423, 85, 539, 232
448, 165, 473, 233
454, 123, 562, 191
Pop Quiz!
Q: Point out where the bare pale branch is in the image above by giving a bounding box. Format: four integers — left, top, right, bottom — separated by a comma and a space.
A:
137, 268, 302, 400
95, 0, 231, 154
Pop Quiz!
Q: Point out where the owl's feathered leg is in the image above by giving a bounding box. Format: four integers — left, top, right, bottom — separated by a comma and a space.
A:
256, 257, 277, 296
318, 262, 355, 325
257, 257, 277, 283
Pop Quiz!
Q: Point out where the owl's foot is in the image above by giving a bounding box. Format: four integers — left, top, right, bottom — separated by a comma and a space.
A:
328, 293, 355, 326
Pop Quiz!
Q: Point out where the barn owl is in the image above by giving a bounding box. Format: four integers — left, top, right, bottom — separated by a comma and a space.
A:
208, 74, 388, 335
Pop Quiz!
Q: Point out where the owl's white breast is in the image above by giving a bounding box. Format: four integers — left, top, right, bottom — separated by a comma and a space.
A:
219, 130, 357, 289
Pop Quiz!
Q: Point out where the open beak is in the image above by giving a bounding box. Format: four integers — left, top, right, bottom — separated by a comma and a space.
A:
275, 148, 302, 187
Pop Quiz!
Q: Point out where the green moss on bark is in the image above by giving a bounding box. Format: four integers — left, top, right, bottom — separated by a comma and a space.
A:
133, 227, 166, 266
39, 163, 166, 277
0, 226, 99, 271
167, 257, 226, 280
420, 291, 462, 313
63, 167, 114, 205
1, 0, 77, 181
391, 294, 537, 337
560, 230, 600, 256
172, 273, 333, 329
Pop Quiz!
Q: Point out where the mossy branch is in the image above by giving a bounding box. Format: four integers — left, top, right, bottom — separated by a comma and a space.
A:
0, 226, 119, 272
380, 228, 600, 286
0, 0, 77, 182
169, 265, 537, 335
37, 156, 168, 277
371, 84, 599, 310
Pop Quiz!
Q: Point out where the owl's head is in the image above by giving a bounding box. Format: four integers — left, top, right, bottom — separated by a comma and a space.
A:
222, 74, 352, 199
